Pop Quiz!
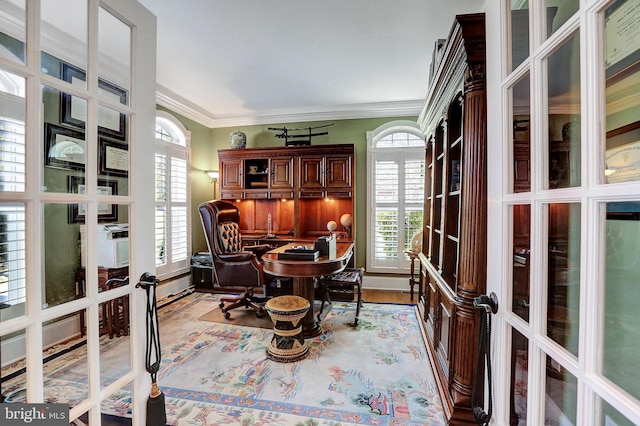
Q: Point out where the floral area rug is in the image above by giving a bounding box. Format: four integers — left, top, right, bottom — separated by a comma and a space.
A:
6, 292, 445, 425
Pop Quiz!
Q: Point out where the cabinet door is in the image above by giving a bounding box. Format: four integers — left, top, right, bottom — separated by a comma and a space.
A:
299, 156, 324, 190
325, 155, 352, 188
270, 157, 294, 190
221, 159, 242, 190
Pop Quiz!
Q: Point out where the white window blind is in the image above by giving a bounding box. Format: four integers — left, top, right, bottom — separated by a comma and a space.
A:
368, 126, 425, 273
0, 204, 26, 305
155, 113, 190, 279
374, 160, 399, 261
170, 156, 188, 263
404, 159, 425, 252
0, 116, 25, 192
155, 153, 167, 266
0, 112, 26, 304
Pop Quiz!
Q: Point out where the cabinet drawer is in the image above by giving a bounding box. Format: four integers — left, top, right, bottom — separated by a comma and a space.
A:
326, 190, 352, 198
220, 191, 243, 199
270, 191, 294, 199
299, 190, 325, 198
244, 191, 269, 199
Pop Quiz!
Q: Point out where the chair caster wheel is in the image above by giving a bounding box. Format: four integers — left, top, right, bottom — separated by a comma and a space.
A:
219, 302, 224, 309
353, 318, 359, 326
224, 311, 231, 319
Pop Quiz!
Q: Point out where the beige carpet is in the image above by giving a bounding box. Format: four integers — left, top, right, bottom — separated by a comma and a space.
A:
198, 300, 331, 329
198, 305, 274, 329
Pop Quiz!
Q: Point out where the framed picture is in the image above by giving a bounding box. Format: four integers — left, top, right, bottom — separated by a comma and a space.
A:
607, 201, 640, 220
67, 176, 118, 223
99, 138, 129, 177
60, 63, 128, 140
45, 123, 86, 171
605, 0, 640, 85
605, 121, 640, 184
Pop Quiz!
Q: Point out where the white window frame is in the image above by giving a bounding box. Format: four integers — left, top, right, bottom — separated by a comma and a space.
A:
154, 110, 191, 280
366, 120, 425, 274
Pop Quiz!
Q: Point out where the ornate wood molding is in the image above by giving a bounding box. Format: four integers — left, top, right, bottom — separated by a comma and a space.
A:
418, 13, 486, 426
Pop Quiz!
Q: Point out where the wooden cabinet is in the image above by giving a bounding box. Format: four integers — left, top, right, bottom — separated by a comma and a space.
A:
220, 158, 243, 199
218, 144, 355, 241
220, 155, 295, 199
299, 154, 352, 198
270, 157, 294, 193
417, 13, 486, 425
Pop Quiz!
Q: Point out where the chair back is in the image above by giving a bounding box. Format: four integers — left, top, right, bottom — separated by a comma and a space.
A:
198, 200, 264, 287
199, 200, 241, 252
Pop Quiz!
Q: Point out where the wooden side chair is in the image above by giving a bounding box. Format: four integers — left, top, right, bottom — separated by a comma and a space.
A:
316, 267, 364, 326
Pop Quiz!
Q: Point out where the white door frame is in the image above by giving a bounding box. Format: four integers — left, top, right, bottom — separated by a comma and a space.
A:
0, 1, 156, 424
486, 0, 640, 425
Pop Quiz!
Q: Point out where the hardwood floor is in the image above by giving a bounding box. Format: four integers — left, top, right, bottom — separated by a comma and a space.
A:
194, 286, 416, 304
362, 289, 415, 304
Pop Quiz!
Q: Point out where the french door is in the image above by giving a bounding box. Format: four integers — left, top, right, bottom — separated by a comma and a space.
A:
486, 0, 640, 425
0, 1, 156, 424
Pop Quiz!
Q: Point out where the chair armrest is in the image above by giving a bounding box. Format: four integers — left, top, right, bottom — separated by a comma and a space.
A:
243, 244, 272, 259
219, 252, 257, 263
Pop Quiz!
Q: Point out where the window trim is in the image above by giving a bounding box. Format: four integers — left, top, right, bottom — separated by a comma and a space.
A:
154, 111, 191, 280
366, 120, 425, 274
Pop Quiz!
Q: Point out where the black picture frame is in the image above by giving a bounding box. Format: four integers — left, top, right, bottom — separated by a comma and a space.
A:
68, 176, 118, 223
99, 138, 129, 177
45, 123, 86, 171
605, 121, 640, 185
607, 201, 640, 221
60, 63, 128, 140
604, 0, 640, 86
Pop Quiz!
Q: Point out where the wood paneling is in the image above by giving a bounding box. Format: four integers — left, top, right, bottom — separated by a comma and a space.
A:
219, 144, 354, 241
417, 13, 487, 425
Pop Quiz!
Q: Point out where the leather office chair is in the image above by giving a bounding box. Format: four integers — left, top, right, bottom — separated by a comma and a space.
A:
198, 200, 272, 319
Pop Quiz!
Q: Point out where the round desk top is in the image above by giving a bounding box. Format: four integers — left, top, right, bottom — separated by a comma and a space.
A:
262, 242, 354, 278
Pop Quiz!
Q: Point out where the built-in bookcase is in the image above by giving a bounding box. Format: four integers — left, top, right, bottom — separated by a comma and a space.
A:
417, 13, 486, 425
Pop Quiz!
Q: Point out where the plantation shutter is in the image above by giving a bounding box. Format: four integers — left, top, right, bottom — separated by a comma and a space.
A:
0, 204, 26, 304
367, 127, 425, 273
155, 152, 167, 266
170, 155, 188, 263
404, 159, 424, 252
374, 159, 400, 264
0, 114, 26, 304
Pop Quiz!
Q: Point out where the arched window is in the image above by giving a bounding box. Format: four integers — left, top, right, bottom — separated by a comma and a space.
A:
366, 120, 425, 273
155, 111, 191, 279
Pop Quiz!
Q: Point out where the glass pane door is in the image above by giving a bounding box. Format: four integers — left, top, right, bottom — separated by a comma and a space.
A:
488, 0, 640, 425
0, 1, 156, 424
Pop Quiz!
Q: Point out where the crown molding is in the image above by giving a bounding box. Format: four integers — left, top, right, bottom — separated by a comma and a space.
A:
156, 85, 219, 127
156, 85, 422, 129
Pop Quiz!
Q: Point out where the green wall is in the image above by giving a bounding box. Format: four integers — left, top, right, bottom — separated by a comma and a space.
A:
156, 106, 417, 269
40, 53, 131, 307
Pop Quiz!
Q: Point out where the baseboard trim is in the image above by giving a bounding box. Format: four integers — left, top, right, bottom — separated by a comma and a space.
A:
362, 275, 408, 292
157, 275, 192, 299
157, 273, 410, 297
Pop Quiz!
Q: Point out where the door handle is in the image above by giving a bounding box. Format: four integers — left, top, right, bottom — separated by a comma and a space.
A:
473, 292, 498, 314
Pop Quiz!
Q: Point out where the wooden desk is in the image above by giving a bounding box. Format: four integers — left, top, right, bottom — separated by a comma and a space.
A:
262, 241, 354, 338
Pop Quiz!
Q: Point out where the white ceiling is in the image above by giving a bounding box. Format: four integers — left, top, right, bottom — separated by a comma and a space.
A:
136, 0, 483, 128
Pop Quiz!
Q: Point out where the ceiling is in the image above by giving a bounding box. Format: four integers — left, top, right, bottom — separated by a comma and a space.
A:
136, 0, 483, 128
